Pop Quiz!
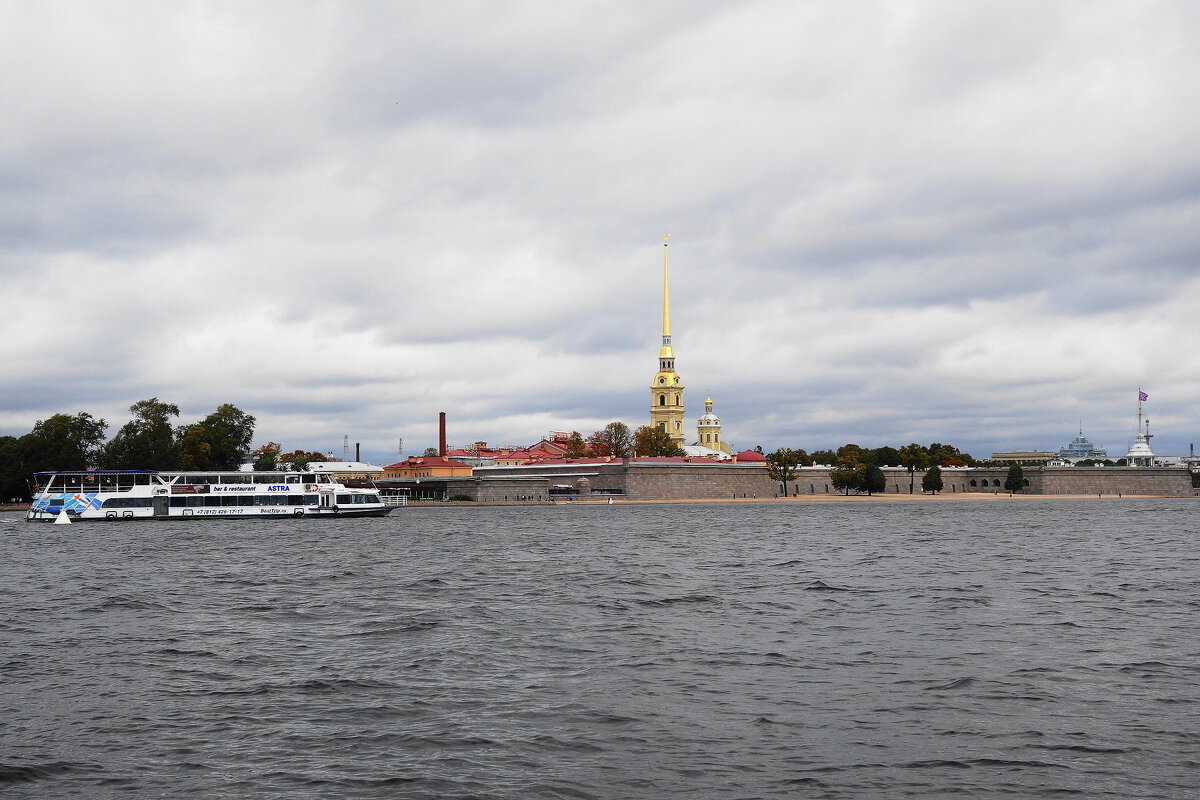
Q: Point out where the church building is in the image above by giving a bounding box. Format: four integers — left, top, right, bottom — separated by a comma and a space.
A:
648, 235, 732, 455
649, 235, 687, 446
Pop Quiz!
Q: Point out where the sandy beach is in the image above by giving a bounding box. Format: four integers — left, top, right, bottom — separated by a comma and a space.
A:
554, 492, 1190, 506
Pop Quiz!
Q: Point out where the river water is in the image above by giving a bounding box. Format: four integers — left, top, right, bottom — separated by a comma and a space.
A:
1, 499, 1197, 798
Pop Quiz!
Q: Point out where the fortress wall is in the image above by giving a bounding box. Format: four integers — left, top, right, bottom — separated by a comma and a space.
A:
958, 467, 1191, 495
442, 477, 552, 502
622, 464, 779, 500
1035, 467, 1191, 495
622, 465, 976, 498
445, 464, 1193, 501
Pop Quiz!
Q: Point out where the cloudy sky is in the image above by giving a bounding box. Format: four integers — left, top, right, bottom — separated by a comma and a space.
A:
3, 0, 1199, 464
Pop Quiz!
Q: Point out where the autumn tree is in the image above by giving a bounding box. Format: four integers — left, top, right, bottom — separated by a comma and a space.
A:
279, 449, 328, 470
929, 443, 976, 467
565, 431, 588, 458
837, 443, 870, 466
252, 442, 282, 471
589, 422, 633, 458
634, 425, 686, 457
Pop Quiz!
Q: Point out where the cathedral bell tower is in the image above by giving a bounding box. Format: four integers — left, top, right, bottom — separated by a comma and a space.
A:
650, 234, 686, 445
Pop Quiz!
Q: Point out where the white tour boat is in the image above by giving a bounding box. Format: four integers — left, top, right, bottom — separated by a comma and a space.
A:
26, 470, 392, 522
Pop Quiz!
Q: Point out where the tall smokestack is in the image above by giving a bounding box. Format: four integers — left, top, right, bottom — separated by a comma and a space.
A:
439, 412, 447, 456
355, 442, 360, 463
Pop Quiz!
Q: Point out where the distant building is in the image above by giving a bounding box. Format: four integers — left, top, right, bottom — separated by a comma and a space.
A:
1057, 428, 1108, 462
1125, 391, 1155, 467
382, 456, 472, 479
307, 461, 384, 479
990, 451, 1057, 464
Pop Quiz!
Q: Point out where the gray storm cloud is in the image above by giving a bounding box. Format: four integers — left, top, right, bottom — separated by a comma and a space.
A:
2, 0, 1198, 461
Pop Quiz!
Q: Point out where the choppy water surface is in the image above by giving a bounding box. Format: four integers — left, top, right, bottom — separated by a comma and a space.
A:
2, 499, 1198, 798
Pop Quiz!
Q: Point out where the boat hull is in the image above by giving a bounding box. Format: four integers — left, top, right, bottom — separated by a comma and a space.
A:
25, 469, 395, 523
27, 506, 393, 522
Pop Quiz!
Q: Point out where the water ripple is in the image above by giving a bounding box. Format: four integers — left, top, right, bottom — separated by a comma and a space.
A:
2, 500, 1198, 798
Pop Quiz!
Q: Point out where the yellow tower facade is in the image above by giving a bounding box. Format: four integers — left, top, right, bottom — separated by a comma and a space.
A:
650, 235, 686, 445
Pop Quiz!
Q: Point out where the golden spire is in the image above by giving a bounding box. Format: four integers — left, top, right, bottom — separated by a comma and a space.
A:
659, 234, 674, 359
662, 233, 671, 338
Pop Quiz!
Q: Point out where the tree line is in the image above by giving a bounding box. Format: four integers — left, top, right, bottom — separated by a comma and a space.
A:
424, 422, 690, 461
0, 398, 260, 502
766, 442, 978, 496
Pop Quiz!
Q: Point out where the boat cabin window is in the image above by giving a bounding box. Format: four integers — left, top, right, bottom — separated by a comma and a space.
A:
43, 472, 153, 493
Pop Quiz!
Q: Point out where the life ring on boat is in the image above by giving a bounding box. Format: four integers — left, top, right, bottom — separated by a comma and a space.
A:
332, 506, 339, 513
294, 509, 304, 516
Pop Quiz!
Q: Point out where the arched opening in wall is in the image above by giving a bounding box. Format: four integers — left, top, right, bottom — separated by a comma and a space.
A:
970, 479, 977, 487
810, 484, 814, 493
1023, 479, 1030, 486
658, 422, 665, 431
674, 394, 679, 405
659, 395, 666, 406
992, 479, 1001, 487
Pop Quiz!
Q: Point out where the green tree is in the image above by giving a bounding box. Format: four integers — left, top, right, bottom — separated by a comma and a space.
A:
830, 464, 861, 495
1004, 464, 1025, 493
0, 434, 29, 502
565, 431, 588, 458
252, 441, 281, 471
589, 421, 634, 458
898, 442, 930, 495
929, 442, 976, 467
103, 398, 181, 469
766, 448, 804, 496
922, 464, 944, 493
178, 404, 256, 470
830, 450, 865, 495
872, 446, 901, 467
858, 463, 886, 495
633, 425, 686, 457
21, 412, 108, 471
809, 449, 837, 466
422, 447, 439, 457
